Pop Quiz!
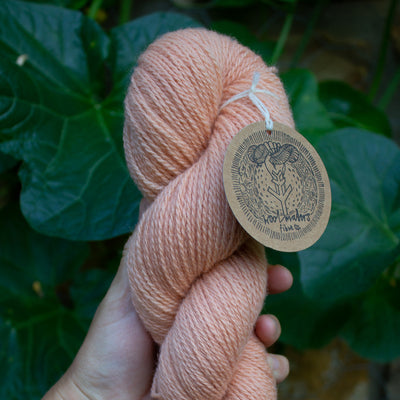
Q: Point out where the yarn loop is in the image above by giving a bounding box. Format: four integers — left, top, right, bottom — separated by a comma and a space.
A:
220, 71, 277, 130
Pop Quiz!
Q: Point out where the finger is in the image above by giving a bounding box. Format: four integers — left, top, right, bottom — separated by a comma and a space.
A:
255, 314, 281, 348
267, 354, 290, 383
267, 265, 293, 294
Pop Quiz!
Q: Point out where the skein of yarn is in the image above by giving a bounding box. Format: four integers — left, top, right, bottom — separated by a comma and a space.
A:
122, 28, 294, 399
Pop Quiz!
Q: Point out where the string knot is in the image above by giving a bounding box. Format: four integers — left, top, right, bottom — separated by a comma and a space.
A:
220, 71, 277, 130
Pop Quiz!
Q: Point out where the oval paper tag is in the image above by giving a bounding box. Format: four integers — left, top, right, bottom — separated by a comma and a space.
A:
223, 121, 331, 252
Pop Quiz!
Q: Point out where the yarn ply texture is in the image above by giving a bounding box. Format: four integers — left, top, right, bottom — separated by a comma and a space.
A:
122, 28, 294, 399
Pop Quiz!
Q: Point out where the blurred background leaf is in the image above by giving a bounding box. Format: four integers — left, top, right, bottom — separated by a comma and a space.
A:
282, 69, 335, 144
300, 129, 400, 305
0, 203, 89, 398
319, 81, 392, 136
341, 272, 400, 362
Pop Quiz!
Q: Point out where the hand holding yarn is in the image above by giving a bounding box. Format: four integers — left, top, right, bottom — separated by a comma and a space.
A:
123, 28, 294, 399
42, 255, 292, 400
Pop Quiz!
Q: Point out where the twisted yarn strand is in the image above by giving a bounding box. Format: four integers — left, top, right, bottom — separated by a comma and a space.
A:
123, 28, 294, 399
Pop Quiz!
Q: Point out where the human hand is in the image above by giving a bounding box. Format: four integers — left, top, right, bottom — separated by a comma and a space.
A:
43, 261, 292, 400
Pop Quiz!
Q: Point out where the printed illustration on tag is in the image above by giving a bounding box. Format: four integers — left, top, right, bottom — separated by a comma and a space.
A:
223, 121, 331, 252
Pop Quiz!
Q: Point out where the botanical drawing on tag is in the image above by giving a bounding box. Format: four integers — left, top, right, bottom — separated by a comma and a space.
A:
239, 141, 317, 227
224, 121, 331, 252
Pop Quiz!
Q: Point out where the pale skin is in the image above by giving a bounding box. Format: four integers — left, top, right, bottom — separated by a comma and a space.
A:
43, 261, 293, 400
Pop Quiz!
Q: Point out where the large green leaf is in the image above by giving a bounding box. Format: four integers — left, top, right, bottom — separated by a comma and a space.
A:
0, 1, 200, 240
299, 129, 400, 305
267, 127, 400, 358
0, 206, 89, 294
319, 81, 392, 137
0, 299, 88, 399
341, 274, 400, 362
281, 69, 335, 145
0, 203, 89, 398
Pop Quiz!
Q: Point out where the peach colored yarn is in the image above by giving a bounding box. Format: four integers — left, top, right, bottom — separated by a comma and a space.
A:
122, 28, 294, 399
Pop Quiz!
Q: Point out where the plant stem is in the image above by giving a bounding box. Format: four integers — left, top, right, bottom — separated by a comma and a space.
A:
368, 0, 399, 100
119, 0, 133, 25
290, 0, 329, 68
271, 2, 297, 65
378, 66, 400, 109
88, 0, 103, 20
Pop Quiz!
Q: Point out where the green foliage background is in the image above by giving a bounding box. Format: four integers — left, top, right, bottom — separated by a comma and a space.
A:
0, 0, 399, 397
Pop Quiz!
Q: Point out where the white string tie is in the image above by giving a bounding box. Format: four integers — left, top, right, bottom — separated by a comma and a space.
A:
220, 71, 277, 130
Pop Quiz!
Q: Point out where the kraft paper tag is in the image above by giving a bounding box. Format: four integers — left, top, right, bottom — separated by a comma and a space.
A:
223, 121, 331, 252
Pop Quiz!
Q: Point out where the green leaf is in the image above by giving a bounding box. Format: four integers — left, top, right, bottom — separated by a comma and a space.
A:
265, 250, 347, 349
319, 81, 392, 137
0, 1, 200, 240
0, 321, 23, 399
0, 1, 109, 94
0, 204, 89, 294
0, 203, 89, 398
0, 151, 18, 173
341, 276, 400, 362
281, 69, 335, 145
211, 20, 274, 63
300, 129, 400, 305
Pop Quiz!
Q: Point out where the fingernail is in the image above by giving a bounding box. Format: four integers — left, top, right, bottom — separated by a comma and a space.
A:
267, 314, 281, 340
267, 356, 280, 379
